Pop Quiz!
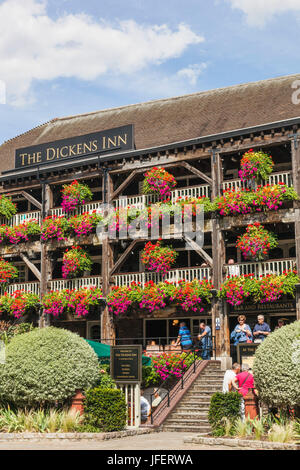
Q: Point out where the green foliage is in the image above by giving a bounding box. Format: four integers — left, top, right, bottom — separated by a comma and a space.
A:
142, 364, 160, 388
0, 327, 99, 407
83, 387, 127, 432
0, 196, 17, 220
0, 322, 36, 344
96, 369, 116, 389
253, 321, 300, 409
208, 392, 242, 436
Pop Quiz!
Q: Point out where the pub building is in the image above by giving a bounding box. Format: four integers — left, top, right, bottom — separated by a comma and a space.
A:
0, 73, 300, 365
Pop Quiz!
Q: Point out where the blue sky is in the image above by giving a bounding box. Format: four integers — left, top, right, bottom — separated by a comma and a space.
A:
0, 0, 300, 144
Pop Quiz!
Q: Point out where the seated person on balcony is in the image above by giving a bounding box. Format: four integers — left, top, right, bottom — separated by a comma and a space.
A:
253, 315, 271, 343
175, 322, 193, 351
140, 390, 151, 424
227, 259, 240, 277
151, 389, 162, 411
230, 315, 253, 346
197, 320, 212, 360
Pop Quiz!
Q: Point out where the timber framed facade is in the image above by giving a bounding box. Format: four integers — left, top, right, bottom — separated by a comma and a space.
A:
0, 74, 300, 359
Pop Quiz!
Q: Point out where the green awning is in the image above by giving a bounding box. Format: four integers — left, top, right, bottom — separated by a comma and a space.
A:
86, 340, 152, 366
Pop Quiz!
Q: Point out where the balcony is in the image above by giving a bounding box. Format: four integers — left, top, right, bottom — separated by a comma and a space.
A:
50, 201, 103, 217
2, 210, 41, 227
113, 266, 212, 288
222, 171, 292, 192
224, 258, 296, 279
7, 275, 102, 296
114, 171, 293, 210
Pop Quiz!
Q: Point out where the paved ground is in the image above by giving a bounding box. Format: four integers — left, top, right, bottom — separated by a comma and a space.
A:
0, 432, 254, 450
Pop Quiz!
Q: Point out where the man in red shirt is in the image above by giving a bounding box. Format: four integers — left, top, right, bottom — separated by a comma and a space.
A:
235, 364, 255, 419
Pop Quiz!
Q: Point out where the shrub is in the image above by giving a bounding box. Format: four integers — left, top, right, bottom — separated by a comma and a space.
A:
208, 392, 242, 436
83, 387, 127, 432
0, 327, 99, 407
0, 408, 82, 433
253, 321, 300, 409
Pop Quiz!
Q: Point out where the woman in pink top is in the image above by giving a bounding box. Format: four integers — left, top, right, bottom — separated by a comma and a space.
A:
235, 366, 255, 397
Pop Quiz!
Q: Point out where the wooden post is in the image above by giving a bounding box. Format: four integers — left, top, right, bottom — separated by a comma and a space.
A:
211, 149, 231, 360
101, 169, 116, 344
39, 183, 53, 328
291, 134, 300, 320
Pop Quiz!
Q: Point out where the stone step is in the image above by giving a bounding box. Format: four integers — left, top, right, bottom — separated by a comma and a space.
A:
162, 425, 211, 433
169, 412, 209, 419
174, 403, 211, 410
165, 416, 209, 426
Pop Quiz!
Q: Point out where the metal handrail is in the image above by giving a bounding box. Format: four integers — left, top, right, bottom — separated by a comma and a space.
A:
149, 345, 215, 425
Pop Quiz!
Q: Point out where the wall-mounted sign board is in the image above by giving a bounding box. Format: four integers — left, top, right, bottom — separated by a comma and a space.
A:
111, 345, 142, 383
15, 124, 134, 169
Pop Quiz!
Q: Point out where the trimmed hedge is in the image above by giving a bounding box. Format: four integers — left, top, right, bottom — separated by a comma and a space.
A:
83, 387, 127, 432
208, 392, 242, 436
253, 321, 300, 409
0, 327, 100, 407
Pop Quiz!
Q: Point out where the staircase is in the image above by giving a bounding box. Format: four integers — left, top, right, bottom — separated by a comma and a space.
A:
162, 361, 223, 433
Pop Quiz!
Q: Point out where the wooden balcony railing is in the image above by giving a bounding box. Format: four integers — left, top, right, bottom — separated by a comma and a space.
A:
222, 171, 293, 192
7, 276, 102, 296
225, 258, 296, 279
113, 266, 212, 288
2, 211, 41, 227
50, 201, 103, 218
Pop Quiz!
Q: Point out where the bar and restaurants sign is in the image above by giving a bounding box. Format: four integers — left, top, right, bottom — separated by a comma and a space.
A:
15, 124, 134, 169
111, 345, 142, 383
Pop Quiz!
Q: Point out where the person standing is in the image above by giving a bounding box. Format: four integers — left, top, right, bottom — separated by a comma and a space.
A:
235, 364, 255, 419
198, 320, 212, 360
230, 315, 253, 346
175, 321, 193, 352
222, 363, 240, 393
253, 315, 271, 343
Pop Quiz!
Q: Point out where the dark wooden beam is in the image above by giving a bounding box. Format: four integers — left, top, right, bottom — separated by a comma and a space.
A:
110, 239, 146, 275
111, 169, 137, 200
19, 252, 41, 281
21, 191, 42, 210
180, 161, 212, 186
183, 235, 213, 267
291, 134, 300, 321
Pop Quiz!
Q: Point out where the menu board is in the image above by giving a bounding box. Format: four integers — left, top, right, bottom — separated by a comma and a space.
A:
111, 345, 142, 383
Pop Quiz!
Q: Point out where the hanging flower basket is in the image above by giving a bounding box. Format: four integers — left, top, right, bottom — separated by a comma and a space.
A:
0, 259, 18, 284
142, 167, 177, 199
61, 180, 93, 212
219, 275, 254, 306
0, 291, 40, 319
0, 195, 17, 220
239, 149, 274, 183
62, 246, 92, 279
171, 279, 213, 313
141, 241, 178, 276
0, 262, 17, 286
236, 223, 278, 261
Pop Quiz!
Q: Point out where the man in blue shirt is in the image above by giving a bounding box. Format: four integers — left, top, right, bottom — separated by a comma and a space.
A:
175, 322, 193, 351
253, 315, 271, 343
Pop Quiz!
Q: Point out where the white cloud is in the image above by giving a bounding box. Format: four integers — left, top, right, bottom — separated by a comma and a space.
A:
0, 0, 204, 106
227, 0, 300, 26
177, 63, 207, 86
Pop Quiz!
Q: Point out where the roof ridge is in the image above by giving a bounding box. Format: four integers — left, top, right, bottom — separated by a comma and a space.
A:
54, 73, 300, 122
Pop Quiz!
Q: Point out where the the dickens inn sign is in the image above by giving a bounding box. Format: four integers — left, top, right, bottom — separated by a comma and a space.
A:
15, 124, 134, 169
